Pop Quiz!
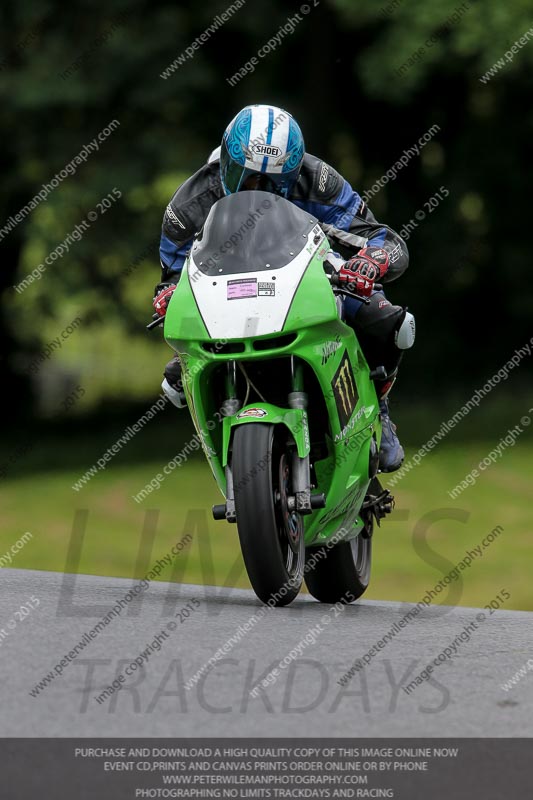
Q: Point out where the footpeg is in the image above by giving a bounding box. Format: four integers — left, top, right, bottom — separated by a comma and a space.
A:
362, 478, 395, 528
377, 490, 395, 518
362, 489, 395, 526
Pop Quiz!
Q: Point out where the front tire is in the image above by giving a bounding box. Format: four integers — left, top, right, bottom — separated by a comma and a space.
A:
232, 423, 305, 606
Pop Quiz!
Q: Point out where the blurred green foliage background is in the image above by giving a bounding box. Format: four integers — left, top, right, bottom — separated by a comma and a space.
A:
1, 0, 531, 607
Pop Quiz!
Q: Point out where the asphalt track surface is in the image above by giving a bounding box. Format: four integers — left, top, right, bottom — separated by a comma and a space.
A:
1, 568, 531, 736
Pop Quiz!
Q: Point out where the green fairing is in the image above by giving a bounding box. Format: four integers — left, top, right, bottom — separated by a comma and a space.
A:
163, 234, 381, 549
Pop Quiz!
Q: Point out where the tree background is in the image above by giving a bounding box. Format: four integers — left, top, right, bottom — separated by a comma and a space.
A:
1, 0, 531, 608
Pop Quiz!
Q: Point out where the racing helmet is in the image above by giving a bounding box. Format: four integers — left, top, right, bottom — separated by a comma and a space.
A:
220, 104, 305, 198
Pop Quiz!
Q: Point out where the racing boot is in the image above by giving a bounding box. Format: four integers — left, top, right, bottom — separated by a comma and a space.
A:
162, 356, 186, 409
378, 397, 404, 472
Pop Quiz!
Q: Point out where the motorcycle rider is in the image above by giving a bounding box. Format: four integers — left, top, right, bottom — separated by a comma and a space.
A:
153, 104, 415, 472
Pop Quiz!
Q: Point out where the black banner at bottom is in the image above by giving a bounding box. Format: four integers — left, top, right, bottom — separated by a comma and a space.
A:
2, 738, 531, 798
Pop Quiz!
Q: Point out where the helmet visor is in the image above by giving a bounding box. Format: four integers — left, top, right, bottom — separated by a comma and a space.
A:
222, 157, 300, 198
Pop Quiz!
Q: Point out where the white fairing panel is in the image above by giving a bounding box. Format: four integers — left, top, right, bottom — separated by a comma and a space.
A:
188, 227, 324, 340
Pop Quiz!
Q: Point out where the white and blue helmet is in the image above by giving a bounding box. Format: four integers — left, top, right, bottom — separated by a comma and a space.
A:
220, 104, 305, 198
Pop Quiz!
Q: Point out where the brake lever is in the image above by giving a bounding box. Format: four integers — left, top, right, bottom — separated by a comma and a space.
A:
333, 288, 371, 304
146, 316, 165, 330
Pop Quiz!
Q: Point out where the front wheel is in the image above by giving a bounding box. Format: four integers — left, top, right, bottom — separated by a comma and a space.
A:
232, 423, 305, 606
304, 522, 372, 604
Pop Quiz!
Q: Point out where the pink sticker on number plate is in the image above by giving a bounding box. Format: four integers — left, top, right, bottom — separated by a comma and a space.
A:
227, 278, 257, 300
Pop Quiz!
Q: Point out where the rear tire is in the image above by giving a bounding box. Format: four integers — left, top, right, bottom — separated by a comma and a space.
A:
233, 423, 305, 606
304, 521, 372, 604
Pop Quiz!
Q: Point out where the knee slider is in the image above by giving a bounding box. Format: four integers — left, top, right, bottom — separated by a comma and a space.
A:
394, 310, 415, 350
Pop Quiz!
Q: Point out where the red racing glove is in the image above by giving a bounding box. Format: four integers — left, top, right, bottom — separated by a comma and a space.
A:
338, 247, 390, 298
152, 283, 177, 318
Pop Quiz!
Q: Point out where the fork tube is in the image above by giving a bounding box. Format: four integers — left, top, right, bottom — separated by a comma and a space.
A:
225, 360, 237, 399
290, 357, 305, 394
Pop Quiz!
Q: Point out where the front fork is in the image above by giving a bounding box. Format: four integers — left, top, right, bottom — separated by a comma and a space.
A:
223, 361, 240, 523
213, 357, 323, 523
288, 358, 313, 515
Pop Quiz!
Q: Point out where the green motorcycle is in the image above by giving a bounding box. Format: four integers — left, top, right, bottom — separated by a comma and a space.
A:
159, 190, 394, 607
